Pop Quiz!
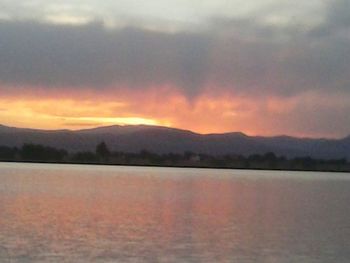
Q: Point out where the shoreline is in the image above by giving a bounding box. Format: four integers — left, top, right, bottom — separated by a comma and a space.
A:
1, 160, 349, 174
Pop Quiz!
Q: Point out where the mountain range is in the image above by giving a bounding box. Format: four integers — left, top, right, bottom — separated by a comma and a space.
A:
0, 124, 349, 159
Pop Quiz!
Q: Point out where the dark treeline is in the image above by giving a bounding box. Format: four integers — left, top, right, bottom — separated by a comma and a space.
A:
0, 142, 349, 172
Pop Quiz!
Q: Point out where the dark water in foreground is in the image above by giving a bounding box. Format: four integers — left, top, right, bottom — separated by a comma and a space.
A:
0, 163, 349, 263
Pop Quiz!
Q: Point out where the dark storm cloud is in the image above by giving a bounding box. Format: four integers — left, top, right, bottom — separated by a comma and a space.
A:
0, 21, 212, 96
309, 0, 350, 37
0, 1, 350, 99
327, 0, 350, 29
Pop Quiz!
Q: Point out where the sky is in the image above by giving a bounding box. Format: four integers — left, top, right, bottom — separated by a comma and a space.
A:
0, 0, 350, 138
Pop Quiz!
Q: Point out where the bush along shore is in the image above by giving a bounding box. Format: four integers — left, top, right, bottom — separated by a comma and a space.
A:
0, 142, 349, 172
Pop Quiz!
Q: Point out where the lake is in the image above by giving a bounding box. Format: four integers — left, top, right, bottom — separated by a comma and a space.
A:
0, 162, 349, 263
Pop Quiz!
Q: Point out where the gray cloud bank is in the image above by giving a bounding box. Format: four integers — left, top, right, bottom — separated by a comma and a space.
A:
0, 0, 349, 99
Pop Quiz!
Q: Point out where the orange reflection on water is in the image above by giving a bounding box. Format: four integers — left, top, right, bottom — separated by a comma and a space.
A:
1, 165, 349, 262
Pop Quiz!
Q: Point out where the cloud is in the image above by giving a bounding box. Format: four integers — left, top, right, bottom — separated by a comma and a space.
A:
0, 0, 324, 27
0, 0, 349, 138
2, 89, 349, 137
0, 21, 214, 97
1, 15, 350, 99
309, 0, 350, 37
327, 0, 350, 29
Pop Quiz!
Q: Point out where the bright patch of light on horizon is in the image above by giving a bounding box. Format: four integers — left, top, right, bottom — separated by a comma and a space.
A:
65, 116, 164, 127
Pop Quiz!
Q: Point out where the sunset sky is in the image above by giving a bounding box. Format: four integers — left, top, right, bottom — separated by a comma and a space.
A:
0, 0, 350, 138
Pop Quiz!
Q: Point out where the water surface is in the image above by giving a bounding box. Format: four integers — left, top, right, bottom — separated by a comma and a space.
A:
0, 163, 350, 262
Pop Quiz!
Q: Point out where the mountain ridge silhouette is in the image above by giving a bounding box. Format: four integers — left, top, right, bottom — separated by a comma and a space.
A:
0, 124, 349, 159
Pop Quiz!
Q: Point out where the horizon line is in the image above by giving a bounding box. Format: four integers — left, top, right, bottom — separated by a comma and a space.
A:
1, 123, 348, 141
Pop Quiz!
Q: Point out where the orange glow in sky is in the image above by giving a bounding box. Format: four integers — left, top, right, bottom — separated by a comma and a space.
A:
0, 85, 348, 138
0, 87, 255, 133
1, 8, 350, 139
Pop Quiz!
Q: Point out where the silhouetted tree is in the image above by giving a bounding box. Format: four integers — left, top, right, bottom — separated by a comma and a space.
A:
72, 152, 98, 163
184, 151, 195, 160
0, 141, 349, 171
264, 152, 278, 167
96, 142, 110, 161
292, 156, 316, 170
164, 153, 182, 163
0, 146, 18, 160
248, 154, 263, 162
20, 144, 67, 161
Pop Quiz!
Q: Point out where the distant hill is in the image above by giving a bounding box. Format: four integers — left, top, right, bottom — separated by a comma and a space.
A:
0, 124, 349, 159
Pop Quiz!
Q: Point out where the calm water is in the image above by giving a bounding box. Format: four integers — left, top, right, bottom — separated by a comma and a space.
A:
0, 163, 350, 263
